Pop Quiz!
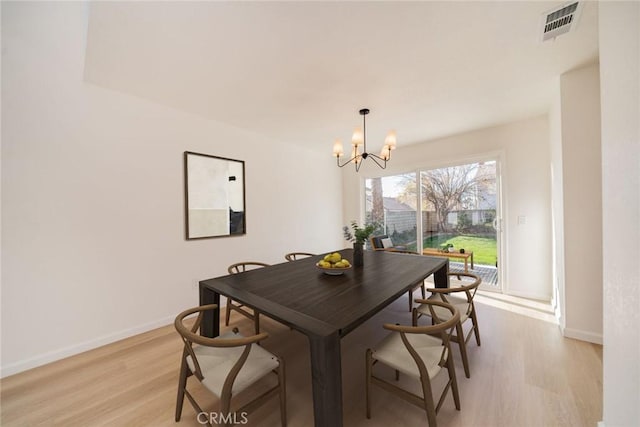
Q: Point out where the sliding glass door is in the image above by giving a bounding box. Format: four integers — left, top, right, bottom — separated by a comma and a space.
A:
364, 159, 502, 290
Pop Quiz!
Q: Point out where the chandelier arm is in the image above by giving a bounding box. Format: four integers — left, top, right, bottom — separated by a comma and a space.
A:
336, 154, 360, 168
368, 151, 391, 162
367, 153, 388, 169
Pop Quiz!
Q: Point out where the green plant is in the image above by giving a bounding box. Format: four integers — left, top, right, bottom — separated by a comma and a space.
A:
343, 221, 377, 245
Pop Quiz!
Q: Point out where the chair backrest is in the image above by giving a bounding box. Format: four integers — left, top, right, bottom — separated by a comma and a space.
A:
228, 262, 270, 274
431, 272, 481, 317
284, 252, 315, 262
369, 235, 391, 250
388, 301, 460, 376
174, 304, 268, 386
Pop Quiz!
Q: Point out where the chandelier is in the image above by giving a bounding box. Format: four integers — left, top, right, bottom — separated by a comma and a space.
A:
332, 108, 397, 172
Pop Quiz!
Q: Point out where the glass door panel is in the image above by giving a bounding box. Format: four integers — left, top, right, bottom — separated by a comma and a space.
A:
420, 161, 501, 289
364, 174, 418, 250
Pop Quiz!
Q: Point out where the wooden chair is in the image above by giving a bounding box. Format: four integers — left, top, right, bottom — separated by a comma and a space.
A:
174, 304, 286, 427
413, 272, 482, 378
284, 252, 315, 262
366, 300, 461, 426
226, 262, 270, 334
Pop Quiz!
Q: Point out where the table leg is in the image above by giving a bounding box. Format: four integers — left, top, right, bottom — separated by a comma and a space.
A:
464, 257, 468, 273
433, 261, 450, 288
199, 284, 220, 338
308, 332, 343, 427
471, 252, 474, 270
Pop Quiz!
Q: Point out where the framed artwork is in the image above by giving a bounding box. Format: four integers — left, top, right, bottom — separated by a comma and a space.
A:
184, 151, 246, 239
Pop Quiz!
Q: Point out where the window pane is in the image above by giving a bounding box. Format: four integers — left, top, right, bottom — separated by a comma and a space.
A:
364, 173, 417, 251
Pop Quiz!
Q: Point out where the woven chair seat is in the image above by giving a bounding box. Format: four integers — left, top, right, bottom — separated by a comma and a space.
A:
417, 294, 471, 323
370, 332, 446, 380
186, 330, 280, 397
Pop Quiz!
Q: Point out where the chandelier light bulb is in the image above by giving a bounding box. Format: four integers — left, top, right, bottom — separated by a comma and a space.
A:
351, 127, 364, 146
385, 130, 397, 150
333, 139, 344, 157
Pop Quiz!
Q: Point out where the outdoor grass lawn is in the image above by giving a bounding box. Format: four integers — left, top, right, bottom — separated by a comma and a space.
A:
424, 234, 497, 265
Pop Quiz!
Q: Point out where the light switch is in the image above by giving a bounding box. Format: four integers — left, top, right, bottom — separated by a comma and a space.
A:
517, 215, 527, 225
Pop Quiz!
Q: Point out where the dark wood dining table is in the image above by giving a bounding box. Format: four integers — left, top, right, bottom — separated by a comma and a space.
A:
199, 248, 449, 427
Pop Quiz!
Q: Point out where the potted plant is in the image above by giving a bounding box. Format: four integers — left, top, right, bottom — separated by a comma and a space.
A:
441, 243, 454, 253
343, 221, 377, 266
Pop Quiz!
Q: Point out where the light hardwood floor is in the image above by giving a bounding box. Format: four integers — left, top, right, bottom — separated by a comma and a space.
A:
1, 294, 602, 426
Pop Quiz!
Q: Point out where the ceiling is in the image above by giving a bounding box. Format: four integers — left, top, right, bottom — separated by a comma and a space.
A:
84, 1, 599, 153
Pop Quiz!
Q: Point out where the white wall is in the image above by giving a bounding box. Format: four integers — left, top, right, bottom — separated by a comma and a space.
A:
599, 2, 640, 425
342, 116, 553, 301
558, 63, 603, 344
1, 2, 343, 376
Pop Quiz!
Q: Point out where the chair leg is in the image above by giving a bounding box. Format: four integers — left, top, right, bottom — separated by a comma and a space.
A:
446, 351, 461, 410
455, 322, 471, 378
175, 355, 189, 422
225, 300, 232, 326
365, 349, 373, 419
470, 305, 481, 346
419, 370, 437, 427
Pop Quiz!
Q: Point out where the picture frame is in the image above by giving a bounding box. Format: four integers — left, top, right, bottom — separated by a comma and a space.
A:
184, 151, 246, 239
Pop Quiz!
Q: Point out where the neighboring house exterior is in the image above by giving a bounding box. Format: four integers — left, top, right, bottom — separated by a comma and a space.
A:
365, 196, 416, 234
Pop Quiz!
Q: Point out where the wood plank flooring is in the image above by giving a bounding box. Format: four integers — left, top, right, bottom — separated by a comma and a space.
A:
1, 294, 602, 426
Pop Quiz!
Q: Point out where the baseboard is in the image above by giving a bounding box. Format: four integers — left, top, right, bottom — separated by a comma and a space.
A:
0, 315, 175, 378
505, 289, 552, 302
562, 326, 603, 345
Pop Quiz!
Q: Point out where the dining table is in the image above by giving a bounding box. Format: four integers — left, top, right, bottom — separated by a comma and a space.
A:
199, 248, 449, 427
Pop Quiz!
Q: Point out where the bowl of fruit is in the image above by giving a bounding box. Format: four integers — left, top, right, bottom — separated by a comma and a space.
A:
316, 252, 352, 275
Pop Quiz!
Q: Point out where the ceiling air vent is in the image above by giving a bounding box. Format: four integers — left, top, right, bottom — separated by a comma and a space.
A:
541, 1, 583, 42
